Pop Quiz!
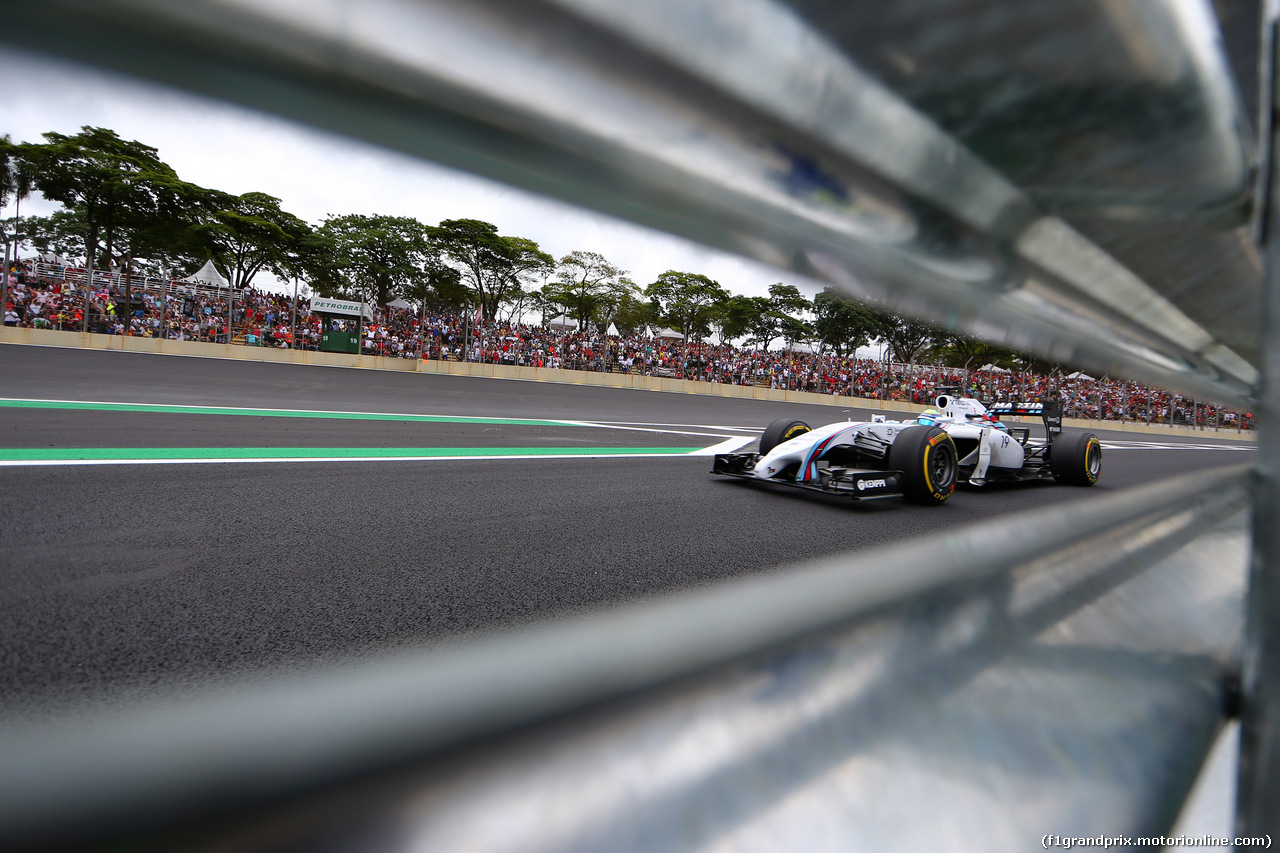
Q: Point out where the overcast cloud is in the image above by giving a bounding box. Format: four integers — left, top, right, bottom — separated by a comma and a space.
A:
1, 46, 815, 300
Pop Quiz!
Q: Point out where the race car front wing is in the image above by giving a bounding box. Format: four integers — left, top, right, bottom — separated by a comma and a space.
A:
712, 453, 906, 501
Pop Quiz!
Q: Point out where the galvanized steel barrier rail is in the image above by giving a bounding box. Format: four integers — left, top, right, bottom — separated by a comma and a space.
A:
0, 465, 1252, 850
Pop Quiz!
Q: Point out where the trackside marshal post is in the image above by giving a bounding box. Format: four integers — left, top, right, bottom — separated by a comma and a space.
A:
313, 297, 372, 354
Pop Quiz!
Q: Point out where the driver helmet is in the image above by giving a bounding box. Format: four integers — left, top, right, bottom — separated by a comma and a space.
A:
917, 407, 944, 426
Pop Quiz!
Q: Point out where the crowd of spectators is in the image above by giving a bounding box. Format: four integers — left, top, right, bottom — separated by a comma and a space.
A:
2, 258, 1253, 431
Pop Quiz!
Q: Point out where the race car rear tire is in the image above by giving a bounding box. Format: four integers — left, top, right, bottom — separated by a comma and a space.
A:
887, 425, 958, 505
760, 418, 812, 454
1049, 431, 1102, 486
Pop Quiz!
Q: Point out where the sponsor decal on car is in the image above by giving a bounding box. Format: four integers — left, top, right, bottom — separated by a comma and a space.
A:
857, 478, 888, 491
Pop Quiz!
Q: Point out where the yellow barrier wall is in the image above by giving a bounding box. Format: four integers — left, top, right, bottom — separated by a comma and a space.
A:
0, 325, 1252, 440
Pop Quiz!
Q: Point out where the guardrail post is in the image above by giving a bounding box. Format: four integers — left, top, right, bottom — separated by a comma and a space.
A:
1240, 267, 1280, 827
1239, 0, 1280, 835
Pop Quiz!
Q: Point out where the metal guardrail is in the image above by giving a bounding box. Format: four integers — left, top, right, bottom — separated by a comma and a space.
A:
0, 465, 1251, 850
0, 0, 1261, 408
1238, 0, 1280, 831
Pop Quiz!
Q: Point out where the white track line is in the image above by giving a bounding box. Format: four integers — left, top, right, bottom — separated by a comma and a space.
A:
1101, 440, 1255, 451
589, 420, 763, 433
555, 419, 742, 441
687, 436, 757, 456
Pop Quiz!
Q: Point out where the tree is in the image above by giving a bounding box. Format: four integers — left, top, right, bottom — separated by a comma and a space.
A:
196, 191, 311, 292
767, 283, 812, 351
501, 236, 555, 320
432, 219, 553, 318
21, 127, 222, 334
735, 283, 813, 350
593, 277, 643, 334
767, 283, 809, 317
932, 331, 1024, 373
712, 293, 761, 345
644, 270, 728, 342
611, 292, 655, 336
868, 307, 938, 364
317, 213, 435, 306
278, 228, 337, 293
549, 250, 628, 331
0, 135, 34, 253
779, 314, 815, 352
405, 258, 468, 314
0, 136, 32, 210
812, 287, 876, 356
23, 211, 89, 261
498, 280, 541, 325
283, 228, 344, 298
538, 281, 567, 327
25, 188, 217, 278
22, 127, 200, 274
0, 134, 34, 315
743, 295, 780, 349
122, 180, 223, 277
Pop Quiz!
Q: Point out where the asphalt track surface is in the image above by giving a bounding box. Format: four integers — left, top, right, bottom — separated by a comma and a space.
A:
0, 344, 1256, 725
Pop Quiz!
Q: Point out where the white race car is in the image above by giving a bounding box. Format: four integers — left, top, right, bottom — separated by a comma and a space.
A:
711, 388, 1101, 505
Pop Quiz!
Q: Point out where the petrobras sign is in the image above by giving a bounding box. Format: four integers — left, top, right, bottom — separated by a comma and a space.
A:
312, 297, 372, 320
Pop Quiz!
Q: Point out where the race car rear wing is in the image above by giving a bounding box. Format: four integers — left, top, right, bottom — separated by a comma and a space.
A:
989, 401, 1064, 443
988, 402, 1043, 417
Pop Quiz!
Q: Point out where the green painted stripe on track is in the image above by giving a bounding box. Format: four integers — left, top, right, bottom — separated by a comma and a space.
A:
0, 446, 701, 461
0, 399, 567, 426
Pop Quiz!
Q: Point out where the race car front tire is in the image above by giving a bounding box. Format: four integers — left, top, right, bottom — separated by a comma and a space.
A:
1049, 431, 1102, 486
888, 425, 958, 505
760, 418, 812, 454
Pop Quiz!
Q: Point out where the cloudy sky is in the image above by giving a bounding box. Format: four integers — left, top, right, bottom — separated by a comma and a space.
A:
1, 46, 811, 300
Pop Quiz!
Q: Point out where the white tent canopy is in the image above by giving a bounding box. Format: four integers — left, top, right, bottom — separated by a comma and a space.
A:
1064, 371, 1095, 380
978, 363, 1009, 373
651, 327, 683, 339
182, 259, 229, 288
547, 314, 579, 330
606, 322, 619, 336
386, 297, 413, 311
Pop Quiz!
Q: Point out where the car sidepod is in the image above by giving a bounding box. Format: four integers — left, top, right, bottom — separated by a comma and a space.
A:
945, 422, 1027, 485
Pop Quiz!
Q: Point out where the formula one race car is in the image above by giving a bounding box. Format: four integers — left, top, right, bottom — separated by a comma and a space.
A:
711, 388, 1101, 505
